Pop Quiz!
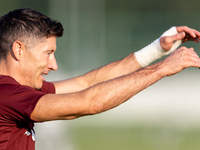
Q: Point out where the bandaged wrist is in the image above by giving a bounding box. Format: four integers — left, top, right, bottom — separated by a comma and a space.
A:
134, 26, 182, 67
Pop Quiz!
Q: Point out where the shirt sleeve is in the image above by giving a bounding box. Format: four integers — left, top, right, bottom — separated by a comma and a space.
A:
2, 85, 45, 122
0, 81, 56, 123
40, 81, 55, 94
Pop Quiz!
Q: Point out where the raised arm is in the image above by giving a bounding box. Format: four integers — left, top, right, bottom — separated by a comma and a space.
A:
53, 26, 200, 94
31, 46, 200, 122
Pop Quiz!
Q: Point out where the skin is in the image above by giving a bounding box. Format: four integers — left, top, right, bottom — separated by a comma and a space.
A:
0, 37, 58, 90
0, 26, 200, 122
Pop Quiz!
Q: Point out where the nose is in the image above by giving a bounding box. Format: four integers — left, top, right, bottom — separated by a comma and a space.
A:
48, 55, 58, 71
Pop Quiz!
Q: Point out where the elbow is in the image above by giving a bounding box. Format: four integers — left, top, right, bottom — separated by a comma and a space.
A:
79, 87, 106, 116
89, 100, 104, 115
86, 92, 105, 115
62, 101, 103, 120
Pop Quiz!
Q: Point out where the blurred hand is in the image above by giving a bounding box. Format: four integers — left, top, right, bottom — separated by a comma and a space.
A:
160, 26, 200, 51
159, 46, 200, 77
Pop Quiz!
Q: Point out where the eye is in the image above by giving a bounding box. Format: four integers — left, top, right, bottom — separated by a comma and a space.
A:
46, 50, 55, 55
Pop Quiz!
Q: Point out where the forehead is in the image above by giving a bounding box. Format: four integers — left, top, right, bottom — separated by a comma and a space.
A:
33, 36, 57, 51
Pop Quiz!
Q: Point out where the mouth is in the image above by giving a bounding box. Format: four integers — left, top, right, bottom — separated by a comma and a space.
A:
41, 73, 46, 76
40, 73, 47, 80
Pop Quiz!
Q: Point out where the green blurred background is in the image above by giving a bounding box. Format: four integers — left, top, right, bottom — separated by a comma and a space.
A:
1, 0, 200, 150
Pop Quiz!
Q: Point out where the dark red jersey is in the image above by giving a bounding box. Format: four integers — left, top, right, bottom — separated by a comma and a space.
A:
0, 75, 55, 150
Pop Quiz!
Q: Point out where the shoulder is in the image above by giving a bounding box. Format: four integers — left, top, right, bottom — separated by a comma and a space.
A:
0, 75, 20, 86
0, 75, 44, 106
40, 81, 55, 94
0, 75, 38, 94
0, 76, 46, 121
0, 75, 55, 94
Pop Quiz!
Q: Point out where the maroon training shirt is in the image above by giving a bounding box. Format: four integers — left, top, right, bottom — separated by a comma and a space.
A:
0, 75, 55, 150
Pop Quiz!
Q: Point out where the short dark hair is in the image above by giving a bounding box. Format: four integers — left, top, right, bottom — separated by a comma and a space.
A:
0, 8, 64, 60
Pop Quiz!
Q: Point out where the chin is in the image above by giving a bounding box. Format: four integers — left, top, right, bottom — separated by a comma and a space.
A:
34, 82, 44, 90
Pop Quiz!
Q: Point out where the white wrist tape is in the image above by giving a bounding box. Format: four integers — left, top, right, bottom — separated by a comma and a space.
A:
134, 26, 182, 67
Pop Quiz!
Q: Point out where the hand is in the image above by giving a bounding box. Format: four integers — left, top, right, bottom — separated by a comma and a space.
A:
177, 26, 200, 43
160, 26, 200, 51
159, 46, 200, 77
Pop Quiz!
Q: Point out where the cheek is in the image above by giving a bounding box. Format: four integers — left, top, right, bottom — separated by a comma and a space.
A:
36, 60, 50, 72
25, 53, 50, 73
35, 55, 49, 67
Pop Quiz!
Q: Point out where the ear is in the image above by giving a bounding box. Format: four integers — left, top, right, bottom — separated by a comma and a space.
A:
12, 41, 25, 61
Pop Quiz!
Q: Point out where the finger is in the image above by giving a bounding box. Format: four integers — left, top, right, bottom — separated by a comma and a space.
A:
178, 47, 200, 68
182, 33, 200, 43
185, 29, 197, 38
184, 48, 200, 62
194, 38, 200, 43
190, 29, 200, 39
183, 37, 200, 43
172, 32, 186, 42
189, 47, 194, 51
176, 26, 200, 38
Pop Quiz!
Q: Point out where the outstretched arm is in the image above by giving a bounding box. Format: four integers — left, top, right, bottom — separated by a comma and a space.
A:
53, 53, 142, 94
31, 46, 200, 122
53, 26, 200, 94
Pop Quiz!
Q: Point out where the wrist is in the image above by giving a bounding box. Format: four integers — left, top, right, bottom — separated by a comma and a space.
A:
134, 38, 163, 67
144, 60, 167, 80
134, 26, 182, 67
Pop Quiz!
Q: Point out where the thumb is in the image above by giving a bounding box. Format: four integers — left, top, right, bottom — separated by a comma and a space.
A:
161, 32, 185, 51
170, 32, 185, 43
160, 33, 183, 51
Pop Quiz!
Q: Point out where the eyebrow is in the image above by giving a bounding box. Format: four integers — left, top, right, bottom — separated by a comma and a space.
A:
46, 50, 56, 53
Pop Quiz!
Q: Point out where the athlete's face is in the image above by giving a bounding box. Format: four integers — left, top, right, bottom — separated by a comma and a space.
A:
21, 36, 58, 89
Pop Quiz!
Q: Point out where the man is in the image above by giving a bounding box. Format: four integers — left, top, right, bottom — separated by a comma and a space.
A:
0, 8, 200, 150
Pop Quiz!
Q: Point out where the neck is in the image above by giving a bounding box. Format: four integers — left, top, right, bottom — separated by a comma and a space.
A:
0, 56, 19, 79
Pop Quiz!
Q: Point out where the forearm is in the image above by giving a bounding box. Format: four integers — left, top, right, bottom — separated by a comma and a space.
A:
53, 53, 142, 94
80, 53, 142, 87
82, 62, 163, 115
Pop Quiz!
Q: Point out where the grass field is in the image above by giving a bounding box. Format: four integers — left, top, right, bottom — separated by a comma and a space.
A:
70, 125, 200, 150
